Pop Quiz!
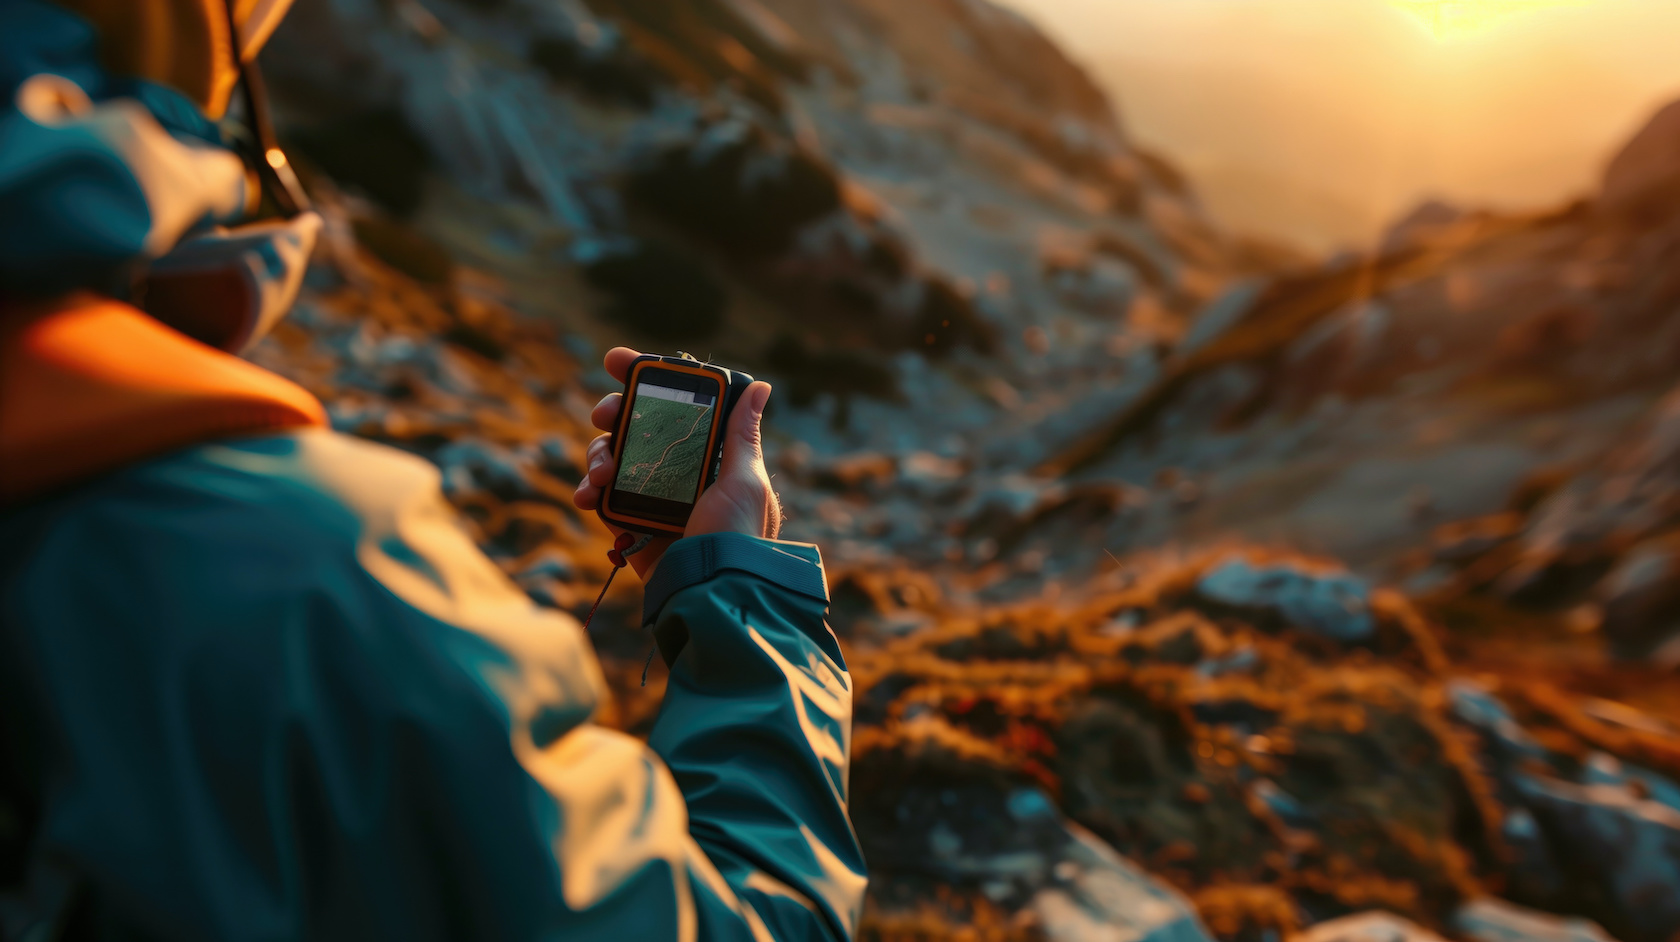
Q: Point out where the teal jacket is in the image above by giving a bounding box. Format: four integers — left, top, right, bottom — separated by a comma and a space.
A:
0, 429, 865, 940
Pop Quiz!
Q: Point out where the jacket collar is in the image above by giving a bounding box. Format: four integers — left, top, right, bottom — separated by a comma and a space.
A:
0, 293, 325, 503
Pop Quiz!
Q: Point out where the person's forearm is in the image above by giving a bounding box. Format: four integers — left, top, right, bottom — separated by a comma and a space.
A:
644, 533, 867, 940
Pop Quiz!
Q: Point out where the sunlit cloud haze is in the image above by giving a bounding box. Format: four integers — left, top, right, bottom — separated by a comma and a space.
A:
994, 0, 1680, 252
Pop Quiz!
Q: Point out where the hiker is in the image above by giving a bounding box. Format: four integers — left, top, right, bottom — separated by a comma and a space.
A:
0, 1, 864, 939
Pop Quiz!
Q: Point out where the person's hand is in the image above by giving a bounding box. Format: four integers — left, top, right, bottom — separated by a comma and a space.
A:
572, 347, 782, 580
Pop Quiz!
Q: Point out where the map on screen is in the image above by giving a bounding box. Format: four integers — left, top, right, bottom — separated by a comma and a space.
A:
614, 383, 716, 503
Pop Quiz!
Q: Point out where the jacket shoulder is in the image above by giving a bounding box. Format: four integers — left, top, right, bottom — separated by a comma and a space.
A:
7, 428, 606, 735
16, 428, 445, 554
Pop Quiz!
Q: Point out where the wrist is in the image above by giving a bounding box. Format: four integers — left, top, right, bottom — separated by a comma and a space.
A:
641, 533, 826, 628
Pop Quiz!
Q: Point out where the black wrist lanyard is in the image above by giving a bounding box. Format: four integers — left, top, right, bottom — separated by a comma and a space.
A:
581, 531, 661, 685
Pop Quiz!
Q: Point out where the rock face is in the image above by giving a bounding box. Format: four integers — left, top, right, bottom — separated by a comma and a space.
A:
1019, 88, 1680, 671
266, 0, 1257, 376
1602, 100, 1680, 213
246, 1, 1680, 940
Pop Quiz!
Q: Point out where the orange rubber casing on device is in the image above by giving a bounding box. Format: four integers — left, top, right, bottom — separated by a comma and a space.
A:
598, 355, 742, 536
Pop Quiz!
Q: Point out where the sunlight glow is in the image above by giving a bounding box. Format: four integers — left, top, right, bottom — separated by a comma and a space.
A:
1388, 0, 1582, 39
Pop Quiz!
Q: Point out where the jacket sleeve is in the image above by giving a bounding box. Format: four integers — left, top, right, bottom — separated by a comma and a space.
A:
3, 432, 864, 942
643, 535, 868, 941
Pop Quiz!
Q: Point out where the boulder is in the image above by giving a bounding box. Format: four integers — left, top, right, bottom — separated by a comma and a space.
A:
1296, 911, 1446, 942
854, 740, 1211, 942
1030, 824, 1214, 942
1512, 772, 1680, 942
1194, 557, 1375, 644
1453, 898, 1618, 942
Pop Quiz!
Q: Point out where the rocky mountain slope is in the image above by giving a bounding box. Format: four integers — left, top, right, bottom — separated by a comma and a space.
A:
253, 1, 1680, 940
1031, 97, 1680, 677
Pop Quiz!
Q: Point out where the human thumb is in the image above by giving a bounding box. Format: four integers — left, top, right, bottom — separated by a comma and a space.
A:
719, 381, 772, 481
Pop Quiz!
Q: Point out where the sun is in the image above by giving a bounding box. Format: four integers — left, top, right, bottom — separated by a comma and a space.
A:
1388, 0, 1581, 40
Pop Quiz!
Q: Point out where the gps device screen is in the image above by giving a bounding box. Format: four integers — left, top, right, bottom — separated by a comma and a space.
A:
614, 380, 718, 505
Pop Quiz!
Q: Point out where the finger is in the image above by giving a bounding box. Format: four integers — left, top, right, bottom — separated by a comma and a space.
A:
585, 434, 617, 487
573, 478, 600, 511
604, 347, 641, 384
586, 433, 612, 463
591, 392, 623, 432
718, 382, 772, 480
588, 455, 617, 488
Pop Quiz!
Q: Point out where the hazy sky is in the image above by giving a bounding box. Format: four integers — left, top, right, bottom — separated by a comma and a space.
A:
994, 0, 1680, 251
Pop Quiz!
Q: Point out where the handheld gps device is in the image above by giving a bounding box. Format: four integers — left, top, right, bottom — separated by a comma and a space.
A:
598, 353, 755, 535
